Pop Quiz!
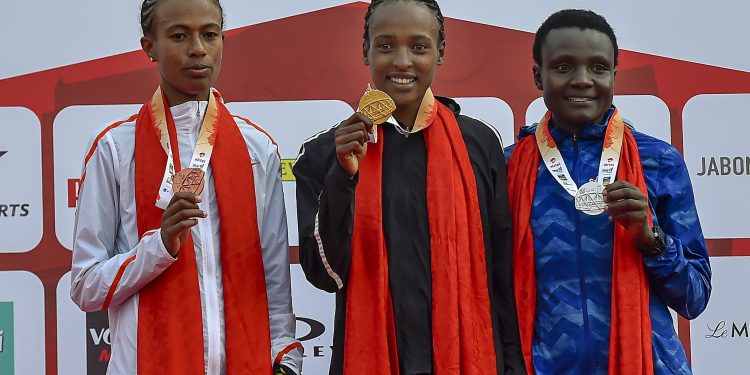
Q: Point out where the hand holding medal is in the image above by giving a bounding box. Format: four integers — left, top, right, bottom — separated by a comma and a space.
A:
160, 191, 206, 257
160, 168, 208, 255
334, 85, 395, 177
172, 167, 206, 195
603, 180, 654, 246
358, 84, 396, 143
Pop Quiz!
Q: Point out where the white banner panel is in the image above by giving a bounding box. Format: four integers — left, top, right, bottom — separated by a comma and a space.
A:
290, 265, 335, 374
453, 97, 515, 148
53, 104, 143, 250
0, 271, 45, 374
690, 256, 750, 374
56, 272, 87, 374
683, 94, 750, 239
0, 107, 42, 253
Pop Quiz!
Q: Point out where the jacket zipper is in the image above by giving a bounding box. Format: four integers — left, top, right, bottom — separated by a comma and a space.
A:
572, 133, 592, 373
190, 105, 221, 374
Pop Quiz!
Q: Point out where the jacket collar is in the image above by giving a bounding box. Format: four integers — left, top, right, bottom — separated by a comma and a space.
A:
518, 106, 619, 143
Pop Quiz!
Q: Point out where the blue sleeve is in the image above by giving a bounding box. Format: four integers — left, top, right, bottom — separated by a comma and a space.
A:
503, 143, 516, 164
642, 146, 712, 319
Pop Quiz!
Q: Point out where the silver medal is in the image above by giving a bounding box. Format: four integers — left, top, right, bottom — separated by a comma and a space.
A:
574, 180, 606, 215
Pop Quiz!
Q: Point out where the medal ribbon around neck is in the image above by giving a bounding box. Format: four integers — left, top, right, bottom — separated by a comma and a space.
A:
390, 87, 437, 137
151, 86, 219, 209
535, 109, 625, 215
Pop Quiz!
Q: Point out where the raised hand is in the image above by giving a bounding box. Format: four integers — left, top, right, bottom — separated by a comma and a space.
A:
334, 112, 374, 177
160, 192, 207, 256
603, 180, 655, 247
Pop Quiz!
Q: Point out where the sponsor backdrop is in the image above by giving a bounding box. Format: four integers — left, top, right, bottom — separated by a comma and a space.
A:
0, 1, 748, 373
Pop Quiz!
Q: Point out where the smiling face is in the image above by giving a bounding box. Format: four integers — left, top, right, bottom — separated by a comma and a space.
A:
534, 27, 616, 132
363, 1, 444, 125
140, 0, 224, 106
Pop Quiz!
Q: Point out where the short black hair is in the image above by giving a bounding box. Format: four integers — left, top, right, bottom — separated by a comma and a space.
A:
533, 9, 618, 66
140, 0, 225, 36
363, 0, 445, 48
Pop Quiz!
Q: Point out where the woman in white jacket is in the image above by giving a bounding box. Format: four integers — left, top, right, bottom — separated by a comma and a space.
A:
70, 0, 302, 373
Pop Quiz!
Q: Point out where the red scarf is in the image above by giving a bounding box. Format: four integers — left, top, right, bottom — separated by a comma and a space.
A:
507, 122, 654, 374
343, 100, 497, 374
133, 90, 272, 373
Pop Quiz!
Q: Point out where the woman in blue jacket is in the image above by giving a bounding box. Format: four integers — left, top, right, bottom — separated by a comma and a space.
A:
505, 9, 711, 375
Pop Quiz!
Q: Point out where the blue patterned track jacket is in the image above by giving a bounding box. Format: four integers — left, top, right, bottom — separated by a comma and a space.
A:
505, 108, 711, 375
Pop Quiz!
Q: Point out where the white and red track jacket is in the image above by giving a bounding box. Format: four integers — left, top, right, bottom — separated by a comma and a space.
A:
70, 100, 301, 375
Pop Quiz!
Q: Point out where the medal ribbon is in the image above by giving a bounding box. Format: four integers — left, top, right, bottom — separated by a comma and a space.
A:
535, 109, 625, 196
151, 86, 219, 208
389, 87, 436, 137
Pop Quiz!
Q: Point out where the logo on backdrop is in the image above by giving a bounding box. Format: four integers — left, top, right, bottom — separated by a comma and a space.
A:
86, 311, 110, 374
0, 302, 14, 374
0, 151, 31, 218
705, 320, 750, 339
0, 204, 30, 218
696, 156, 750, 176
297, 317, 325, 341
81, 315, 329, 371
296, 316, 332, 359
67, 178, 80, 208
281, 159, 295, 181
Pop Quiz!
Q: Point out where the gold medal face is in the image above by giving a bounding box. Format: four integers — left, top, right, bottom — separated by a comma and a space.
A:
359, 86, 396, 125
574, 181, 606, 215
172, 168, 205, 196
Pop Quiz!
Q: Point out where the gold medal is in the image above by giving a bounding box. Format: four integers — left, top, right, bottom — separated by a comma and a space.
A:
359, 85, 395, 125
172, 168, 205, 195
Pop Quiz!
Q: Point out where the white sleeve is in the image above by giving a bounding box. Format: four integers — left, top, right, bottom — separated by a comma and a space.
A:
70, 131, 177, 312
259, 139, 302, 373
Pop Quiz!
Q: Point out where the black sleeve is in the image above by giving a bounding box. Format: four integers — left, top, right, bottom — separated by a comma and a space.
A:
293, 133, 358, 293
490, 139, 527, 375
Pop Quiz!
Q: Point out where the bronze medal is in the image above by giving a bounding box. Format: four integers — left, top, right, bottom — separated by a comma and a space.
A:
359, 86, 396, 125
172, 167, 205, 195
